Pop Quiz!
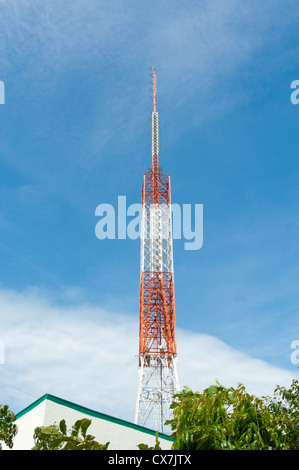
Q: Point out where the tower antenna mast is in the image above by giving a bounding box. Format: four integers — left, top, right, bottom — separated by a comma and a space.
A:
152, 67, 157, 112
135, 68, 179, 433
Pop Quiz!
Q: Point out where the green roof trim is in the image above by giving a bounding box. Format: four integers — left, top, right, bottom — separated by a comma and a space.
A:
15, 393, 174, 442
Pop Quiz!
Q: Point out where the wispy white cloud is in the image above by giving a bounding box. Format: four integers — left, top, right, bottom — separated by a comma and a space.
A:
1, 0, 298, 199
0, 287, 295, 424
177, 330, 295, 398
2, 1, 298, 125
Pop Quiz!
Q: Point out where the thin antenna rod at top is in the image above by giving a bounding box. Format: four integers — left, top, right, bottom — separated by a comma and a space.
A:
152, 68, 157, 112
151, 68, 159, 161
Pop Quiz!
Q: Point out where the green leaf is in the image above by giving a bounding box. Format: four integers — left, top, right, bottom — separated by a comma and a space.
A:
41, 426, 60, 436
79, 418, 92, 438
59, 419, 67, 435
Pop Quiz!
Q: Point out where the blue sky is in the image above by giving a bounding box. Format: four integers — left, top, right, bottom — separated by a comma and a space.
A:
0, 0, 298, 422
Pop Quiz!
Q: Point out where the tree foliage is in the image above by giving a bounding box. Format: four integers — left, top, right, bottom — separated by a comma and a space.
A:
267, 379, 299, 450
137, 431, 162, 450
0, 403, 18, 450
166, 379, 299, 450
32, 418, 109, 450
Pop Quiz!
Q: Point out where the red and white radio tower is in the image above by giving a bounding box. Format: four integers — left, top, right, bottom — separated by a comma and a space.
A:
134, 69, 179, 433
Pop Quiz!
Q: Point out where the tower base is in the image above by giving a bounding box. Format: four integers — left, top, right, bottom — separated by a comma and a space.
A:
134, 354, 179, 433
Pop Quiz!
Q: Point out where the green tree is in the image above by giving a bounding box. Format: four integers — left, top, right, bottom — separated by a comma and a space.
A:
0, 404, 18, 450
32, 418, 109, 450
267, 379, 299, 450
166, 379, 299, 450
137, 431, 162, 450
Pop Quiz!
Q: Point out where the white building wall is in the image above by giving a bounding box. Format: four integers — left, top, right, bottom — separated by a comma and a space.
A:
4, 396, 173, 450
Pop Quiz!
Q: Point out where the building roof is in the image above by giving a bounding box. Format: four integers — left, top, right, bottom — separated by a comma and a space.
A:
15, 393, 174, 442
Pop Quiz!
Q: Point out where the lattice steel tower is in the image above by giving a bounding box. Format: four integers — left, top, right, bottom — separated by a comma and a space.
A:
134, 69, 179, 433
